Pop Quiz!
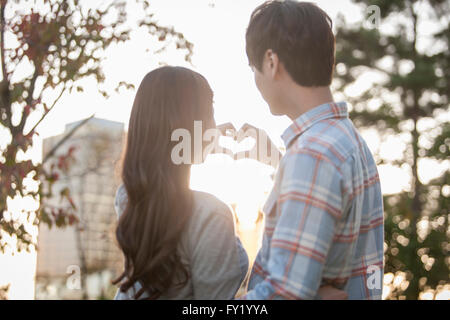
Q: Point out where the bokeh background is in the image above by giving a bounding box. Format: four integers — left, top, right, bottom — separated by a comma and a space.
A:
0, 0, 448, 300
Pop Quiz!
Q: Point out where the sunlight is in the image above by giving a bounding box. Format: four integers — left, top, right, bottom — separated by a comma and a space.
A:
190, 154, 274, 229
0, 250, 36, 300
418, 158, 450, 184
1, 0, 448, 301
0, 193, 39, 300
435, 287, 450, 300
377, 164, 411, 194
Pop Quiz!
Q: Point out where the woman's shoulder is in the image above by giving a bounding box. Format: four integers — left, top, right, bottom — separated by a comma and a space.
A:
191, 190, 235, 223
186, 190, 237, 241
113, 186, 236, 229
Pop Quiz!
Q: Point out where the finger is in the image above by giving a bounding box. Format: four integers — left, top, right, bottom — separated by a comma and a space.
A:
326, 290, 348, 300
217, 122, 235, 131
233, 150, 248, 161
317, 286, 348, 300
239, 123, 257, 132
236, 125, 258, 143
216, 122, 236, 136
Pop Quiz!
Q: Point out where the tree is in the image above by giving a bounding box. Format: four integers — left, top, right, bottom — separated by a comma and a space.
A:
334, 0, 449, 299
0, 0, 193, 252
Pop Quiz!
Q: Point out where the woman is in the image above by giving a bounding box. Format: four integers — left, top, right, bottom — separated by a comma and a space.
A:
113, 66, 248, 300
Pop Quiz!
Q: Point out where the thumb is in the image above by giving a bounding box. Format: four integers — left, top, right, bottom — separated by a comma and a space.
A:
236, 123, 258, 143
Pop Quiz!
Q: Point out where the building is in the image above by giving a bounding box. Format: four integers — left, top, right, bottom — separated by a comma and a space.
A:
36, 118, 125, 299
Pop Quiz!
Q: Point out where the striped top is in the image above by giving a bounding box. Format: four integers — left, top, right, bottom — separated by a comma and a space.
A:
243, 101, 384, 300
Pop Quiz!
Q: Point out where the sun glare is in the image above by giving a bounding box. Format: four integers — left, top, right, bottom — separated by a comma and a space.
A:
190, 153, 274, 229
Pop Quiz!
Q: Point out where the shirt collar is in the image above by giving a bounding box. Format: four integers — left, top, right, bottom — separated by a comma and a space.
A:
281, 101, 349, 148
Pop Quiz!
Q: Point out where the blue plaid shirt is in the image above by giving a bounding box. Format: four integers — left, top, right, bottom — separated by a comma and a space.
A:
243, 102, 384, 300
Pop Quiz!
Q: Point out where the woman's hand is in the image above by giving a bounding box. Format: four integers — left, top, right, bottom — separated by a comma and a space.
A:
233, 123, 282, 169
212, 123, 282, 168
208, 122, 236, 159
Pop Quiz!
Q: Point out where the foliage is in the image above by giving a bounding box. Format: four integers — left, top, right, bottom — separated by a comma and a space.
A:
335, 0, 449, 299
0, 0, 193, 252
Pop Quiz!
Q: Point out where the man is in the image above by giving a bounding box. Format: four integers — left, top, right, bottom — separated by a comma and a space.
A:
237, 0, 384, 300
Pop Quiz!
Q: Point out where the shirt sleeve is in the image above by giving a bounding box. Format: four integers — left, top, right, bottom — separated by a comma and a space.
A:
243, 152, 344, 300
189, 205, 249, 300
114, 184, 127, 219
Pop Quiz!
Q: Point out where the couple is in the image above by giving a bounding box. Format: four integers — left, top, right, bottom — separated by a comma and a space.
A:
113, 1, 384, 300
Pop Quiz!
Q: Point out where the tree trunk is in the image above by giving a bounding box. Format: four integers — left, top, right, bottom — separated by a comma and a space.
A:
405, 4, 422, 300
75, 174, 89, 300
406, 114, 422, 299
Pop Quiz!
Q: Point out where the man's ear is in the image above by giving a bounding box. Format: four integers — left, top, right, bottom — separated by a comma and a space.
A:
264, 49, 280, 79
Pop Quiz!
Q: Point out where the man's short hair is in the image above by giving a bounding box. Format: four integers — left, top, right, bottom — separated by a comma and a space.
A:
246, 0, 335, 87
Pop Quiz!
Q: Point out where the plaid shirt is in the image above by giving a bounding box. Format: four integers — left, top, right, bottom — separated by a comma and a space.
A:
243, 102, 384, 300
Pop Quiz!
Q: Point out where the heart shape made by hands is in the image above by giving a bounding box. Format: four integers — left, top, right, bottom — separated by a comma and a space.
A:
210, 122, 281, 168
215, 123, 258, 157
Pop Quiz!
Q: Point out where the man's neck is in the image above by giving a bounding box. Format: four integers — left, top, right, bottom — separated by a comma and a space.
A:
282, 85, 334, 121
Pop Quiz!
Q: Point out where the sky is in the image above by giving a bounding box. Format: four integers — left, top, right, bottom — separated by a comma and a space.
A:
35, 0, 362, 140
1, 0, 364, 299
30, 0, 369, 221
5, 0, 449, 202
1, 0, 449, 299
29, 0, 447, 197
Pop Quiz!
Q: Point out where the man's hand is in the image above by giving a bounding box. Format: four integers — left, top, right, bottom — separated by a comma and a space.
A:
234, 123, 282, 168
208, 122, 236, 159
211, 123, 282, 168
216, 122, 237, 138
317, 285, 348, 300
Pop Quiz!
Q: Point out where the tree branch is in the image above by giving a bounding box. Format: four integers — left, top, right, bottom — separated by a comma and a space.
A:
15, 68, 40, 134
26, 86, 66, 136
43, 114, 94, 164
0, 0, 7, 82
0, 0, 11, 128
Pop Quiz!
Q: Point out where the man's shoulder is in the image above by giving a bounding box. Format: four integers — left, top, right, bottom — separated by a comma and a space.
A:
287, 118, 360, 169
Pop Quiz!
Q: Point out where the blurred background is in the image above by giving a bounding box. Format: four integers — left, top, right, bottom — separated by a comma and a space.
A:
0, 0, 448, 300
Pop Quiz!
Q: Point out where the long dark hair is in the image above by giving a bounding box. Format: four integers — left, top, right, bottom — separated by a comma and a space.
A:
113, 66, 214, 299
